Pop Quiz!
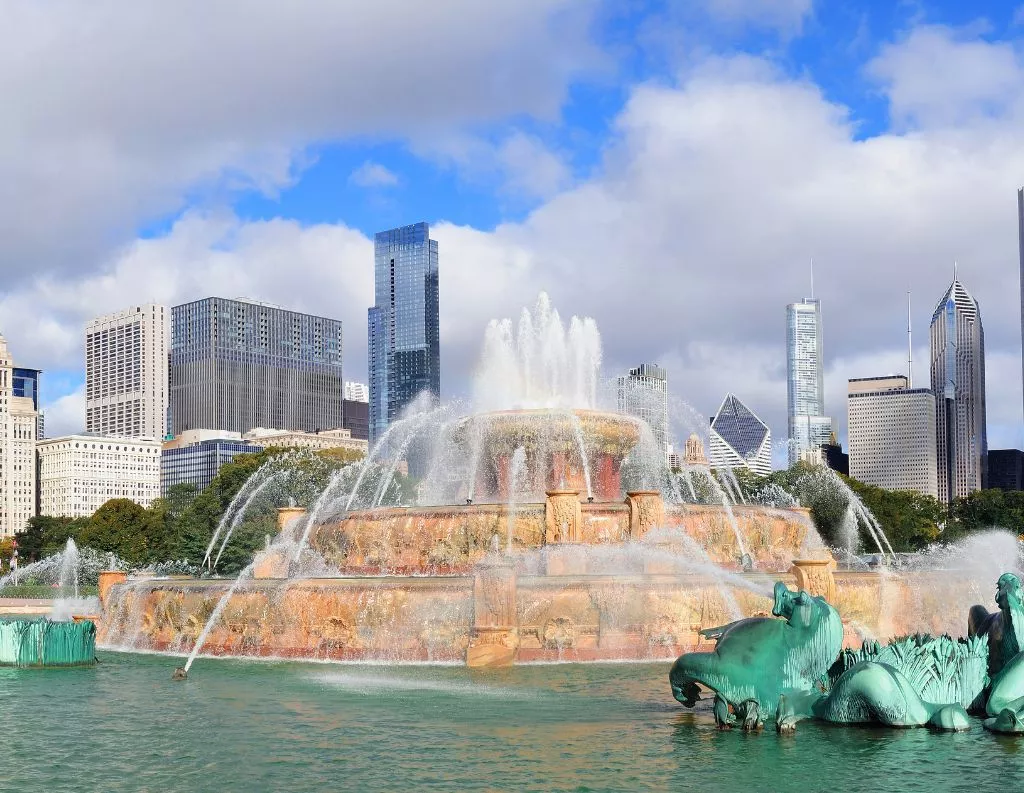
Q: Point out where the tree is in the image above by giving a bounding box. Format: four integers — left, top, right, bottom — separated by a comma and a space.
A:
15, 515, 89, 562
951, 489, 1024, 535
79, 499, 152, 566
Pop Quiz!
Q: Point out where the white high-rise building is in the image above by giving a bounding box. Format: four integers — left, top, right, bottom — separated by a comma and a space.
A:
0, 335, 38, 536
848, 376, 938, 498
38, 434, 162, 518
930, 279, 987, 504
616, 363, 669, 457
344, 381, 369, 402
86, 304, 169, 440
708, 393, 772, 476
786, 297, 834, 465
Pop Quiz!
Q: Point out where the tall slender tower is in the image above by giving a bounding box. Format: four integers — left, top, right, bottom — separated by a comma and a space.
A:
368, 223, 441, 444
786, 296, 833, 465
1018, 187, 1023, 424
929, 278, 987, 504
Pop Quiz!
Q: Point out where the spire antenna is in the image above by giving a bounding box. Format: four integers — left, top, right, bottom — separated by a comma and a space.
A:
907, 290, 912, 388
809, 256, 815, 299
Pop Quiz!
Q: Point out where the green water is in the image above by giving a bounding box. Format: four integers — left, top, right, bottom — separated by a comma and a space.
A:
1, 653, 1022, 792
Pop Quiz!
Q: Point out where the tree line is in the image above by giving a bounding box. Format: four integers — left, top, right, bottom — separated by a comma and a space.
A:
11, 446, 365, 574
8, 454, 1023, 570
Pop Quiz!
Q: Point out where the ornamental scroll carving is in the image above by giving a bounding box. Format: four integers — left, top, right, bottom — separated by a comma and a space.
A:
789, 558, 837, 605
626, 491, 664, 539
545, 490, 582, 544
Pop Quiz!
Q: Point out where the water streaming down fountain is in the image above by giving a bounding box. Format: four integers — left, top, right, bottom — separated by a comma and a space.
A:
505, 447, 527, 553
96, 293, 947, 669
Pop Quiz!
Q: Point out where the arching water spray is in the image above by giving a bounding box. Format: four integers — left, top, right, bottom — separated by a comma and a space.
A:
212, 470, 288, 570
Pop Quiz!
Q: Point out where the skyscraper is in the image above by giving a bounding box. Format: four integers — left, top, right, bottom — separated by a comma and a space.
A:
847, 376, 938, 497
786, 297, 833, 465
13, 366, 43, 439
368, 223, 440, 443
0, 335, 38, 536
1018, 187, 1023, 424
86, 304, 169, 439
616, 363, 669, 457
708, 393, 772, 476
169, 297, 344, 435
929, 278, 987, 504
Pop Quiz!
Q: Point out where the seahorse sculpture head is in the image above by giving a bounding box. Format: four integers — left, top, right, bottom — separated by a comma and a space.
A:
995, 573, 1024, 657
669, 581, 843, 723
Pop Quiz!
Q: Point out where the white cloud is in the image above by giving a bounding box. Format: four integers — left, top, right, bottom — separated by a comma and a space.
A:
349, 162, 399, 188
42, 386, 86, 438
0, 0, 600, 284
5, 21, 1024, 461
867, 25, 1024, 128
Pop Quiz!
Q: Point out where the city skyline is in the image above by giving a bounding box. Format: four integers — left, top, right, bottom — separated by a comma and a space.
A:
2, 4, 1023, 463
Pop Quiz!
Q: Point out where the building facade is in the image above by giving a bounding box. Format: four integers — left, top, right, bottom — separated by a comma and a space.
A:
786, 297, 834, 465
169, 297, 344, 435
708, 393, 772, 476
368, 223, 440, 443
988, 449, 1023, 491
847, 376, 938, 497
930, 279, 987, 504
38, 434, 161, 518
616, 363, 669, 457
0, 336, 38, 536
86, 304, 169, 440
344, 381, 369, 402
243, 427, 368, 455
342, 398, 369, 442
161, 429, 263, 494
13, 366, 43, 439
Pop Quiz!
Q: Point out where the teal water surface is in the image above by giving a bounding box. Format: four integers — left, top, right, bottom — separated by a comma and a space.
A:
2, 652, 1022, 792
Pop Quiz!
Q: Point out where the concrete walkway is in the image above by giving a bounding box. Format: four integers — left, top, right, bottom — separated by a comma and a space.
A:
0, 599, 53, 616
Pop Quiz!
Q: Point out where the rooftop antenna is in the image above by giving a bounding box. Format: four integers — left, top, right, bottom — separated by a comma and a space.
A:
809, 256, 815, 299
953, 260, 958, 283
907, 290, 913, 388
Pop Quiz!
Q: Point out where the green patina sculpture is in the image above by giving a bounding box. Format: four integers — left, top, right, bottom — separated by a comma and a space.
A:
969, 573, 1024, 734
0, 619, 97, 667
671, 572, 1024, 737
669, 581, 843, 729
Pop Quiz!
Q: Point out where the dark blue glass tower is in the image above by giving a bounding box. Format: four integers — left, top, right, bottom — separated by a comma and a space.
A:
368, 223, 440, 444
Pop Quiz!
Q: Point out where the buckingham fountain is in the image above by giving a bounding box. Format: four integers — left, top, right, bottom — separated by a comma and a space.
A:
92, 295, 1021, 699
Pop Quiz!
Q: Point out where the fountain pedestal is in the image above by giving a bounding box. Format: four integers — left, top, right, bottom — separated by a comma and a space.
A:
545, 490, 582, 543
466, 564, 519, 668
98, 570, 127, 609
789, 557, 837, 604
626, 491, 664, 540
277, 506, 307, 531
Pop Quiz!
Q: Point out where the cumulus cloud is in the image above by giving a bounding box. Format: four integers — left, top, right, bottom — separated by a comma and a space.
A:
0, 0, 600, 284
42, 386, 86, 438
868, 25, 1024, 128
6, 16, 1024, 458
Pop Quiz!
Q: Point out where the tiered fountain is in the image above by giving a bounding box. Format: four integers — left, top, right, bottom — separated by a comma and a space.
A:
96, 294, 980, 669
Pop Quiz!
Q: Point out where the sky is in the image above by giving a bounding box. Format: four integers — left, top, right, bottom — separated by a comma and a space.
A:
2, 0, 1023, 466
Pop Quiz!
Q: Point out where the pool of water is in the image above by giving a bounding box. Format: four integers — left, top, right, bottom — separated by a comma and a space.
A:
1, 652, 1021, 792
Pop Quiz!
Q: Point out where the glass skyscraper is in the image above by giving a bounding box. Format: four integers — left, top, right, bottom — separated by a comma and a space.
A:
616, 363, 669, 458
368, 223, 440, 443
930, 279, 987, 504
169, 297, 344, 435
708, 393, 772, 476
786, 297, 833, 465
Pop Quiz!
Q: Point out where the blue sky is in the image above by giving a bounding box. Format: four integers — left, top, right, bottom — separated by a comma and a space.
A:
2, 0, 1022, 459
